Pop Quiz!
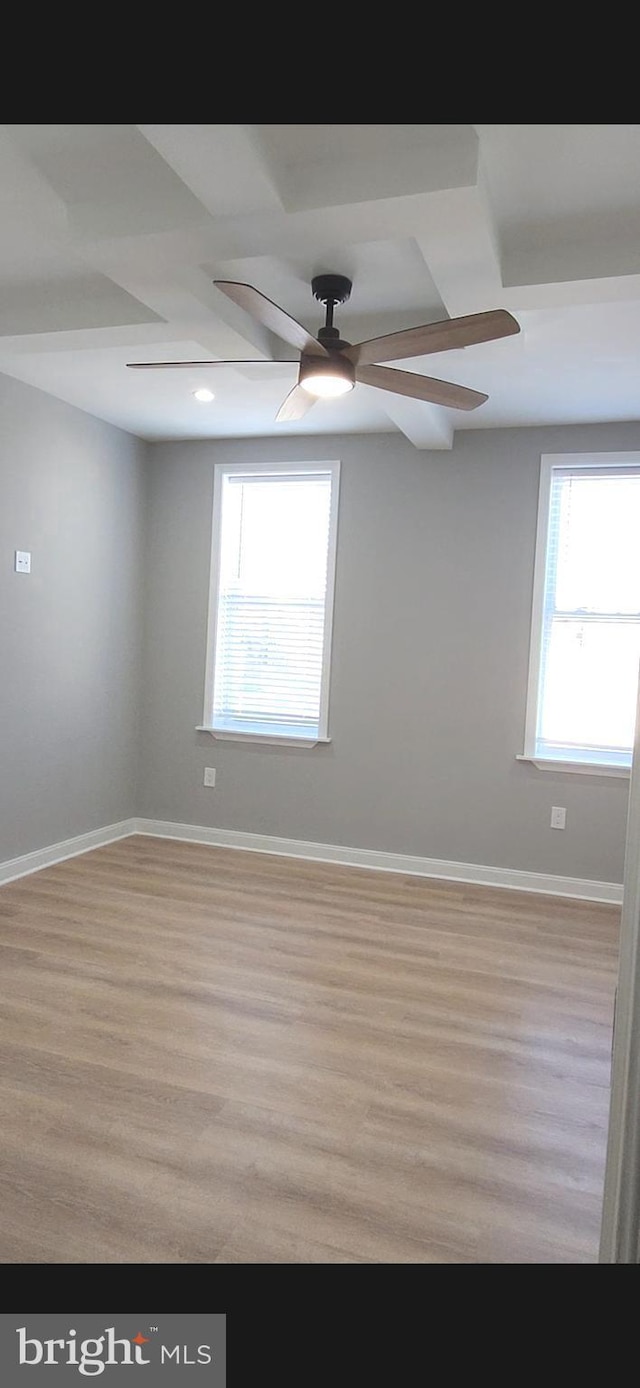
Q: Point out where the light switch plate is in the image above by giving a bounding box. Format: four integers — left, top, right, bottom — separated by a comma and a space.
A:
15, 550, 31, 573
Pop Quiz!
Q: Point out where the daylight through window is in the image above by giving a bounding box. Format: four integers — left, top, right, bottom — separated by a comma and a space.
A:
524, 455, 640, 770
203, 462, 340, 744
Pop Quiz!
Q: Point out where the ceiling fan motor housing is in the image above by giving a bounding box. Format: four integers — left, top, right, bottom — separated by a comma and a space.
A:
299, 352, 355, 389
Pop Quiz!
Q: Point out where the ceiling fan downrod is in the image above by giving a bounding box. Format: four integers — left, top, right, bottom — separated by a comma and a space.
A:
312, 274, 352, 347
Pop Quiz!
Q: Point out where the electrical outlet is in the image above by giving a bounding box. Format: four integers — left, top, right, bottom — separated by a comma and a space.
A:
15, 550, 31, 573
550, 806, 566, 830
203, 767, 216, 788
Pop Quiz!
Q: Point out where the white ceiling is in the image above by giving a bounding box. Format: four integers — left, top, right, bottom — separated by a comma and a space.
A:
2, 123, 640, 450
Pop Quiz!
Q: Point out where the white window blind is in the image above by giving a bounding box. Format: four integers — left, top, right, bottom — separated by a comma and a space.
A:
525, 456, 640, 770
204, 462, 339, 743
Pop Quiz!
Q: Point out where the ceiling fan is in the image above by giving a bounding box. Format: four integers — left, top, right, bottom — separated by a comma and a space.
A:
127, 275, 520, 422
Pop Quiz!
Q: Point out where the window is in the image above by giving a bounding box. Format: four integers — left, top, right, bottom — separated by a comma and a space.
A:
201, 461, 340, 745
522, 453, 640, 774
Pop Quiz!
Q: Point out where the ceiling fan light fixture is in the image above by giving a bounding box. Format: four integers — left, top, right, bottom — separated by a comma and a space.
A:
301, 373, 354, 399
299, 353, 355, 399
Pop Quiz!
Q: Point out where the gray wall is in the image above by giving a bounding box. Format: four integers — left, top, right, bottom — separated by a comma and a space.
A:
139, 423, 640, 885
3, 392, 635, 884
0, 373, 145, 861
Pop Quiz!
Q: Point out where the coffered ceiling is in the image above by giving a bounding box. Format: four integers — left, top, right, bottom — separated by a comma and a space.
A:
1, 123, 640, 449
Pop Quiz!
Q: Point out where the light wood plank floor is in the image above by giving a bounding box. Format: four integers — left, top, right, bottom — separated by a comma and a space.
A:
0, 836, 619, 1263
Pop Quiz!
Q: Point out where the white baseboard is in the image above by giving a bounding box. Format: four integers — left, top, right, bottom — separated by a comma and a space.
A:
0, 814, 622, 904
0, 819, 136, 887
132, 818, 623, 905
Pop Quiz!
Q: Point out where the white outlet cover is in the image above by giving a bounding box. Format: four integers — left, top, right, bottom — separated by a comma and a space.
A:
203, 767, 216, 787
15, 550, 31, 573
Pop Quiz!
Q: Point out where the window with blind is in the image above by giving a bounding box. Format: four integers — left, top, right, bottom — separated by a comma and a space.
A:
202, 461, 340, 744
523, 453, 640, 772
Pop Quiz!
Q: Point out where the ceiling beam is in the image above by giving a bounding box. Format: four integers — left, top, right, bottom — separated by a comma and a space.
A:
414, 176, 504, 318
138, 125, 284, 217
380, 395, 453, 451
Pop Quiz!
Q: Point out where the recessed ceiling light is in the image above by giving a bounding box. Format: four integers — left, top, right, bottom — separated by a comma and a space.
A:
193, 387, 215, 403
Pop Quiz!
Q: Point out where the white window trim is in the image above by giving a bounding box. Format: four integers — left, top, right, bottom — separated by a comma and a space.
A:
515, 753, 630, 779
198, 459, 340, 748
519, 451, 639, 778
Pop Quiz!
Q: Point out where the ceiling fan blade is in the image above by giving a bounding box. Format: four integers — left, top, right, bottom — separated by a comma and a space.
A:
126, 359, 297, 369
275, 384, 317, 423
346, 309, 520, 366
214, 281, 328, 357
356, 363, 487, 411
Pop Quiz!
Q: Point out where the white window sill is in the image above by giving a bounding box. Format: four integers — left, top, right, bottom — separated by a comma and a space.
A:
196, 726, 331, 749
516, 753, 630, 779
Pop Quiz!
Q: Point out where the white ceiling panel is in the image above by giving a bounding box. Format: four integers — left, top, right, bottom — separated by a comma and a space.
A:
1, 124, 640, 448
